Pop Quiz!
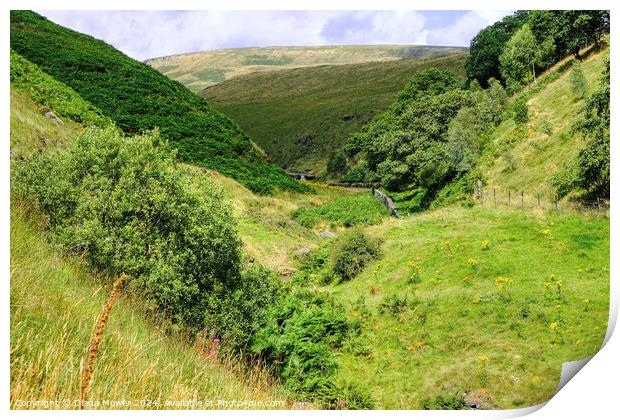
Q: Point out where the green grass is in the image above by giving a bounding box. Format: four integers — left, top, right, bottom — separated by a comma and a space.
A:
10, 89, 80, 157
10, 202, 289, 409
322, 206, 608, 409
10, 10, 306, 195
147, 45, 467, 93
481, 44, 608, 197
292, 191, 389, 228
202, 54, 467, 176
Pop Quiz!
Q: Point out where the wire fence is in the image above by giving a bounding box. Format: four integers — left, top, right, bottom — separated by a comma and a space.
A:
476, 185, 609, 213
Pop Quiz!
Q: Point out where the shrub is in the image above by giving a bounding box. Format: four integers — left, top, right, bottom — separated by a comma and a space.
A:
331, 230, 381, 282
251, 291, 373, 408
12, 127, 242, 333
511, 97, 529, 124
203, 265, 281, 354
327, 150, 348, 176
569, 61, 588, 99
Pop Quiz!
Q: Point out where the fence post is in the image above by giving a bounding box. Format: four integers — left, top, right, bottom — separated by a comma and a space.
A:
597, 197, 601, 211
493, 188, 496, 207
537, 193, 541, 207
521, 191, 524, 208
508, 190, 511, 206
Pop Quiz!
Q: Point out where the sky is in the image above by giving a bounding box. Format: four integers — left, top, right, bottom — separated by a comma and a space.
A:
38, 10, 511, 61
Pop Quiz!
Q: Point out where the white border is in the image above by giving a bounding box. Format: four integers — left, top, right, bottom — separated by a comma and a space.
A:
2, 1, 617, 419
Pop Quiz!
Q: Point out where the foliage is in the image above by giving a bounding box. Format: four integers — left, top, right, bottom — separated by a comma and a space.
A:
467, 10, 609, 86
203, 265, 282, 354
292, 192, 388, 228
528, 11, 610, 59
465, 11, 530, 86
511, 97, 529, 124
10, 10, 306, 194
10, 204, 288, 408
346, 68, 469, 192
10, 50, 111, 127
326, 150, 348, 176
204, 52, 467, 175
569, 61, 588, 99
12, 127, 243, 333
499, 24, 538, 89
555, 54, 610, 199
331, 230, 381, 282
251, 290, 373, 408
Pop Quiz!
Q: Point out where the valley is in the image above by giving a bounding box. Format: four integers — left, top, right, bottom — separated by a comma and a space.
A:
9, 10, 610, 411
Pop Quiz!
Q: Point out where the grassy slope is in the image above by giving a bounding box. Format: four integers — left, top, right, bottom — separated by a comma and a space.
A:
10, 203, 287, 409
10, 11, 304, 194
329, 206, 609, 409
10, 85, 289, 409
203, 54, 467, 175
147, 45, 467, 93
480, 45, 607, 201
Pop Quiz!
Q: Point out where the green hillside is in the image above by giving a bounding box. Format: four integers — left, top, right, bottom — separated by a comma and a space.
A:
480, 45, 608, 201
202, 53, 467, 175
147, 45, 467, 92
10, 11, 305, 194
9, 77, 290, 408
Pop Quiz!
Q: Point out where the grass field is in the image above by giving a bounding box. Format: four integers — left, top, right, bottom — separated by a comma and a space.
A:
323, 206, 609, 409
147, 45, 467, 92
202, 53, 467, 176
10, 202, 289, 410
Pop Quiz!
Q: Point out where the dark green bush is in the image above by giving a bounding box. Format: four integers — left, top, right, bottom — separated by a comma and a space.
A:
12, 127, 242, 332
203, 265, 281, 353
251, 290, 373, 408
331, 230, 381, 282
511, 97, 529, 124
327, 150, 347, 176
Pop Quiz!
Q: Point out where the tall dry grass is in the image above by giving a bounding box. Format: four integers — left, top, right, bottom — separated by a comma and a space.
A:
10, 202, 290, 409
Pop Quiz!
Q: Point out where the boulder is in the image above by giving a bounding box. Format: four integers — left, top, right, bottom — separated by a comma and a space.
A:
319, 230, 337, 239
44, 111, 63, 125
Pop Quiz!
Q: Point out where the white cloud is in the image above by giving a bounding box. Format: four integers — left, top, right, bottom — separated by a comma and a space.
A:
38, 10, 509, 61
427, 10, 511, 47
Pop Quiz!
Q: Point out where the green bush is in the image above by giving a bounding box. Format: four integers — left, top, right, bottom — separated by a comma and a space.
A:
251, 290, 373, 408
331, 230, 381, 282
511, 97, 529, 124
327, 150, 347, 176
12, 127, 242, 333
203, 265, 281, 354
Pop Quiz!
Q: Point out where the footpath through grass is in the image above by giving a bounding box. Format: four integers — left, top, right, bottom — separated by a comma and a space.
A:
327, 206, 609, 409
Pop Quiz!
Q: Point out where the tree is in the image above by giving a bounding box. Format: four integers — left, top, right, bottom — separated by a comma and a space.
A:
553, 54, 609, 199
499, 24, 538, 89
327, 150, 347, 175
569, 61, 588, 99
465, 11, 530, 87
